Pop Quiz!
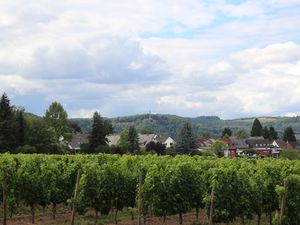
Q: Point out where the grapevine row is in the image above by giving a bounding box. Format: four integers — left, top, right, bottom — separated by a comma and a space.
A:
0, 154, 300, 225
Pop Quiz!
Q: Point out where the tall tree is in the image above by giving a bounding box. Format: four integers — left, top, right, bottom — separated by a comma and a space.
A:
15, 108, 26, 147
250, 118, 263, 137
127, 126, 139, 153
118, 129, 130, 152
26, 118, 63, 154
262, 126, 270, 140
0, 93, 17, 152
175, 122, 197, 154
88, 112, 113, 153
283, 126, 296, 142
222, 127, 232, 137
44, 102, 72, 140
269, 126, 278, 140
234, 129, 249, 139
209, 140, 228, 157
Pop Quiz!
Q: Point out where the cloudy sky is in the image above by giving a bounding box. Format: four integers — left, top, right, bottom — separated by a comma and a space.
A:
1, 0, 300, 118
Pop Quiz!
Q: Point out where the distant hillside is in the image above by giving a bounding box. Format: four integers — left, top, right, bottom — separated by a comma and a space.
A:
69, 114, 300, 137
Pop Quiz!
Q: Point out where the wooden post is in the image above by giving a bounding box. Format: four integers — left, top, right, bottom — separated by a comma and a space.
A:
52, 202, 57, 220
71, 169, 81, 225
209, 186, 215, 225
280, 180, 288, 225
31, 204, 35, 224
137, 172, 143, 225
3, 172, 8, 225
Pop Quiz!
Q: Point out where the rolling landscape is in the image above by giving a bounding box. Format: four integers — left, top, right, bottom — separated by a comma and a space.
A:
70, 114, 300, 137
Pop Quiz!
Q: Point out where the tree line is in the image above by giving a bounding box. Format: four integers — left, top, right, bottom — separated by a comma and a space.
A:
1, 92, 299, 156
222, 118, 296, 142
0, 93, 115, 154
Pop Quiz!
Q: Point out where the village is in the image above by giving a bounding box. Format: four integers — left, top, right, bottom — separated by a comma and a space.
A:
68, 130, 300, 158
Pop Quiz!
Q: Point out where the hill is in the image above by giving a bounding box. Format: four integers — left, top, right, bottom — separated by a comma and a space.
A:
69, 114, 300, 137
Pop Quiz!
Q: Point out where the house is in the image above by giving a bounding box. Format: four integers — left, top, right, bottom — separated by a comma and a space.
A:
196, 137, 216, 147
246, 138, 272, 149
229, 137, 249, 155
271, 140, 287, 158
138, 134, 159, 148
107, 133, 160, 149
246, 138, 272, 158
106, 134, 121, 146
159, 136, 176, 148
68, 133, 89, 153
272, 140, 287, 149
220, 138, 237, 157
164, 136, 176, 148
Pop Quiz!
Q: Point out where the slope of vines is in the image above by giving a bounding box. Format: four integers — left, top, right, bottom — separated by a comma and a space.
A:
0, 154, 300, 225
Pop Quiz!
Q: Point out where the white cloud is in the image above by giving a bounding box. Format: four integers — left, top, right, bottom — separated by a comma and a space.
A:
0, 75, 44, 94
0, 0, 300, 118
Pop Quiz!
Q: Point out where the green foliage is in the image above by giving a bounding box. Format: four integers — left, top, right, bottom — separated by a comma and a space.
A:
44, 102, 72, 140
118, 129, 130, 152
175, 122, 197, 154
222, 127, 232, 137
209, 140, 227, 157
234, 128, 249, 138
0, 154, 300, 224
281, 149, 300, 160
0, 93, 17, 152
87, 112, 113, 153
16, 145, 37, 154
263, 126, 270, 139
140, 127, 154, 134
127, 126, 139, 153
15, 108, 26, 147
283, 126, 296, 142
71, 114, 300, 138
242, 148, 256, 157
145, 141, 166, 155
281, 175, 300, 225
251, 118, 263, 137
26, 118, 64, 154
269, 126, 279, 140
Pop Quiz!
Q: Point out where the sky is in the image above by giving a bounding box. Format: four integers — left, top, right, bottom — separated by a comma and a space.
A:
1, 0, 300, 119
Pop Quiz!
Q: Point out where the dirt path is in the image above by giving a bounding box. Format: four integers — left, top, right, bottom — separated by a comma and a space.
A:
4, 211, 208, 225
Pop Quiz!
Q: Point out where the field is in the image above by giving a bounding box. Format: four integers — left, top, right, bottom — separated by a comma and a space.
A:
0, 154, 300, 225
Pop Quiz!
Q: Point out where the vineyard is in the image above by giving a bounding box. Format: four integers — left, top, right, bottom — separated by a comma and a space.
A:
0, 154, 300, 225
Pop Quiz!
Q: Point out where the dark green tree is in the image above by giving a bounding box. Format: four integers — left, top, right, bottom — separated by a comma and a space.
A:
269, 126, 278, 140
222, 127, 232, 137
283, 127, 296, 142
25, 118, 63, 154
262, 126, 270, 140
175, 122, 197, 154
250, 118, 263, 137
15, 108, 26, 147
127, 126, 139, 153
87, 112, 113, 153
145, 141, 166, 155
0, 93, 17, 152
44, 102, 72, 140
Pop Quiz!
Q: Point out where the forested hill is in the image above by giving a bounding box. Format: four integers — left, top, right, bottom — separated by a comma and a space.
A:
69, 114, 300, 137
